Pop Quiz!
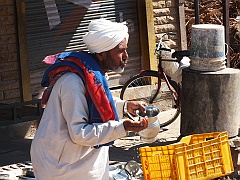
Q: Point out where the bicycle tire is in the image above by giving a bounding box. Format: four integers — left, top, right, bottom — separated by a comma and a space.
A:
120, 70, 180, 128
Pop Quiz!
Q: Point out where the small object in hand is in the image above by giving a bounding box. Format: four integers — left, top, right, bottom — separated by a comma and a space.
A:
137, 106, 160, 118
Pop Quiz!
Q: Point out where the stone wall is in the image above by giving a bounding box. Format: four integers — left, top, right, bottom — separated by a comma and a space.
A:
152, 0, 181, 49
0, 0, 21, 104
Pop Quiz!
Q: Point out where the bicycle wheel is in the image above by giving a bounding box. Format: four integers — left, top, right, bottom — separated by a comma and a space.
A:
120, 70, 180, 127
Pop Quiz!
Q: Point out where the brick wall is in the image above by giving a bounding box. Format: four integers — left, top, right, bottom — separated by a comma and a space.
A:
0, 0, 21, 104
152, 0, 180, 49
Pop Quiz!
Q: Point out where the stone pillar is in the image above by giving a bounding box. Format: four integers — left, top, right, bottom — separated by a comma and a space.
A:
181, 67, 240, 137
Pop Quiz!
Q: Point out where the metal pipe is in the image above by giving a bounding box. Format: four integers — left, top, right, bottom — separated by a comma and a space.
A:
223, 0, 230, 66
194, 0, 200, 24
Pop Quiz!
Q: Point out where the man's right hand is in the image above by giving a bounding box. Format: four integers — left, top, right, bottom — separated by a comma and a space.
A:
123, 118, 148, 133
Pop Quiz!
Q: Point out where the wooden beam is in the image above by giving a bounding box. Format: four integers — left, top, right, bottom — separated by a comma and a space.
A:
138, 0, 150, 70
177, 0, 188, 50
15, 0, 32, 101
145, 0, 157, 71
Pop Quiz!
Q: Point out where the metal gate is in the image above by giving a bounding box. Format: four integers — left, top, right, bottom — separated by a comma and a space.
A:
24, 0, 141, 97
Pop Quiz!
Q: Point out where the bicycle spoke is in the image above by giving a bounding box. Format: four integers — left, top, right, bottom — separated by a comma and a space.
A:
120, 32, 188, 127
120, 72, 180, 127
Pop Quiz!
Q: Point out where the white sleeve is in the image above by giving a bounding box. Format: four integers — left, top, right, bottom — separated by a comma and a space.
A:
113, 96, 126, 119
60, 73, 127, 146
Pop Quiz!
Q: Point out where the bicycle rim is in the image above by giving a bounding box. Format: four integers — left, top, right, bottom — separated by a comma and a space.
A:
120, 71, 180, 127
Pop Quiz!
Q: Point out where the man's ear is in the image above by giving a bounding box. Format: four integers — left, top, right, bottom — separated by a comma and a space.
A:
95, 52, 106, 61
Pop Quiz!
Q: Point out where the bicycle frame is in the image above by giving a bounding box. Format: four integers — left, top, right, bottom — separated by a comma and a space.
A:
120, 32, 189, 126
149, 65, 180, 108
136, 67, 180, 108
150, 32, 181, 108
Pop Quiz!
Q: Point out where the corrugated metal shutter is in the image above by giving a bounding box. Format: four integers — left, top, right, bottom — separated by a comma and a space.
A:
24, 0, 141, 97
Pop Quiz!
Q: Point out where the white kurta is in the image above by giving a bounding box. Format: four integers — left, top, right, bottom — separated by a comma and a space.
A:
30, 72, 127, 180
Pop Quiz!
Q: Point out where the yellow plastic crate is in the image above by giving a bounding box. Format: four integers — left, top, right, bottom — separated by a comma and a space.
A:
139, 132, 234, 180
139, 144, 180, 180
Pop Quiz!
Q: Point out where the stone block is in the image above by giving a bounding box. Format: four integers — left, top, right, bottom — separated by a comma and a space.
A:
1, 71, 19, 81
0, 79, 19, 91
154, 23, 177, 33
4, 89, 20, 99
0, 0, 14, 6
0, 25, 16, 35
181, 68, 240, 137
0, 44, 17, 53
153, 7, 177, 16
0, 34, 16, 44
0, 53, 18, 62
0, 62, 18, 72
0, 5, 15, 15
152, 0, 175, 8
154, 15, 176, 25
0, 15, 15, 25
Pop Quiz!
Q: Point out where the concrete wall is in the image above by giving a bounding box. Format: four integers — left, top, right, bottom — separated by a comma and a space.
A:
0, 0, 21, 104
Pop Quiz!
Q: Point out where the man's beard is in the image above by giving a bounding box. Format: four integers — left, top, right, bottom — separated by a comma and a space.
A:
103, 59, 125, 73
112, 65, 124, 73
103, 52, 125, 73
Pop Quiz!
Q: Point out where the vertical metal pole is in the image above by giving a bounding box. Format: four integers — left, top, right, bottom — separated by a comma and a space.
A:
194, 0, 200, 24
223, 0, 230, 67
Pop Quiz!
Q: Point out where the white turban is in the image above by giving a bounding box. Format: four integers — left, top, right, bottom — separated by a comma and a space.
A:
82, 19, 129, 53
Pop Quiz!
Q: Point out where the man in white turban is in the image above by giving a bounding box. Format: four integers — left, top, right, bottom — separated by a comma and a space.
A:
83, 19, 129, 73
83, 19, 129, 53
31, 19, 148, 180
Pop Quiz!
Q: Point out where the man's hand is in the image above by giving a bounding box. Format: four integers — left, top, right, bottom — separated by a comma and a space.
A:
123, 118, 148, 133
126, 101, 146, 116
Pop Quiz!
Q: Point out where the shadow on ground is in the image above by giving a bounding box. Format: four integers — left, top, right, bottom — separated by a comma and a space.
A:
109, 131, 180, 164
0, 139, 32, 167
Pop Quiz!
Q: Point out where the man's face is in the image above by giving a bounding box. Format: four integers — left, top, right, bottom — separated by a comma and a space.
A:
101, 38, 129, 73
